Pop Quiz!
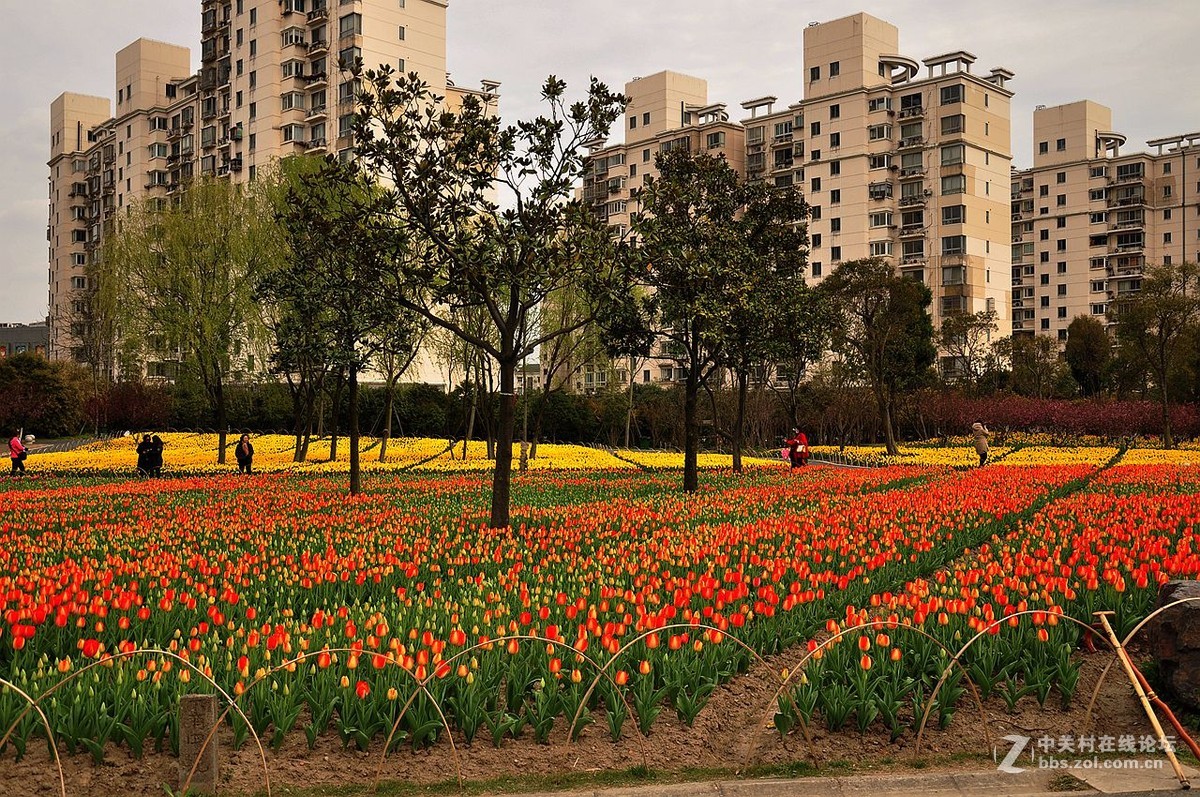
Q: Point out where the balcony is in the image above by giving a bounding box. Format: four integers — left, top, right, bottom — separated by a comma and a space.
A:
229, 158, 243, 172
898, 106, 924, 119
305, 105, 328, 122
306, 7, 329, 23
900, 255, 926, 267
308, 39, 328, 57
1115, 171, 1145, 184
303, 71, 329, 89
772, 132, 794, 145
898, 167, 926, 179
868, 182, 893, 201
1111, 219, 1144, 231
897, 136, 924, 150
899, 195, 926, 207
216, 165, 230, 177
899, 224, 925, 237
308, 138, 328, 152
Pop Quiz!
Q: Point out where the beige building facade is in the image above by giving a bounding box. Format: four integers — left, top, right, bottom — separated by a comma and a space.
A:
48, 0, 493, 379
581, 12, 1015, 386
1010, 101, 1200, 341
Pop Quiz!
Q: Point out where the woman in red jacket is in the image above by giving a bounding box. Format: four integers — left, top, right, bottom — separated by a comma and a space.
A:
785, 428, 809, 468
9, 432, 27, 476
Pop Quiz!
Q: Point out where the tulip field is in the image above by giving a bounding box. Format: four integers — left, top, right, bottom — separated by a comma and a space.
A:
0, 438, 1198, 791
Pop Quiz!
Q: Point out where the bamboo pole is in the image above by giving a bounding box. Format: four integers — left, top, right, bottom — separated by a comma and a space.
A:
1094, 611, 1190, 789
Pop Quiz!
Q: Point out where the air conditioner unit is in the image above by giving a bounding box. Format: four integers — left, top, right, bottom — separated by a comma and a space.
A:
923, 189, 932, 196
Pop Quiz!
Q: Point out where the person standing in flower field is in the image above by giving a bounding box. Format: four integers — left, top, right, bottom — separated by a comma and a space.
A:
149, 435, 165, 478
8, 431, 27, 475
136, 434, 154, 477
235, 434, 255, 474
784, 428, 810, 468
972, 422, 990, 467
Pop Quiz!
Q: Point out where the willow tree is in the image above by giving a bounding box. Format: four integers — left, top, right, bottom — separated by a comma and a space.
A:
349, 69, 635, 528
99, 176, 276, 463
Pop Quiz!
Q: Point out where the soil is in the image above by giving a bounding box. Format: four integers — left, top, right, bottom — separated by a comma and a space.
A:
0, 646, 1164, 797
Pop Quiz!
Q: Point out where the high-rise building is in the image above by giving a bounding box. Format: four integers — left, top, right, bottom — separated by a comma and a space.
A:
48, 0, 496, 368
582, 12, 1015, 385
1010, 101, 1200, 341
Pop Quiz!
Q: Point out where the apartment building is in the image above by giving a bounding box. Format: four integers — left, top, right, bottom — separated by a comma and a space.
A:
579, 12, 1015, 386
1010, 101, 1200, 341
48, 0, 495, 373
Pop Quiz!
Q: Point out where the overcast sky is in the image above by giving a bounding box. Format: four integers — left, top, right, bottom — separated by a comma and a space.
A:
2, 0, 1197, 322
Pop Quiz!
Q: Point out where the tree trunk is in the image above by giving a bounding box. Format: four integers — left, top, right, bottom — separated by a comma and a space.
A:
490, 359, 516, 528
214, 378, 228, 465
379, 374, 397, 462
530, 389, 549, 460
1160, 377, 1174, 449
349, 365, 361, 495
291, 386, 305, 462
732, 369, 748, 474
329, 369, 343, 462
875, 382, 899, 456
462, 380, 477, 460
625, 356, 635, 449
683, 362, 700, 493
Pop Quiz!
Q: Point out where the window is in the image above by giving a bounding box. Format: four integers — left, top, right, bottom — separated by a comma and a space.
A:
338, 114, 354, 137
810, 121, 820, 136
282, 60, 303, 78
642, 149, 650, 163
1056, 138, 1066, 151
900, 121, 921, 141
1057, 239, 1067, 252
811, 262, 822, 277
1040, 252, 1050, 263
148, 143, 168, 159
339, 46, 360, 67
811, 233, 822, 248
1089, 188, 1105, 201
236, 28, 244, 46
829, 189, 841, 204
281, 92, 305, 111
809, 66, 820, 81
249, 70, 256, 89
829, 61, 840, 77
942, 235, 966, 255
1039, 185, 1049, 197
941, 174, 966, 195
282, 124, 304, 143
810, 206, 821, 220
747, 126, 763, 144
868, 154, 891, 170
395, 24, 405, 39
942, 205, 965, 225
1057, 307, 1068, 319
810, 177, 821, 192
900, 152, 922, 173
830, 104, 840, 119
1056, 171, 1066, 184
1039, 142, 1048, 155
1057, 194, 1067, 207
829, 160, 840, 176
870, 240, 893, 257
250, 7, 256, 23
900, 92, 922, 112
810, 149, 820, 162
641, 112, 649, 126
236, 58, 244, 76
869, 211, 892, 227
150, 116, 168, 131
1089, 212, 1105, 224
830, 246, 841, 261
250, 39, 256, 57
248, 133, 256, 152
339, 13, 362, 36
941, 115, 964, 135
248, 102, 256, 120
868, 124, 891, 141
706, 131, 725, 149
868, 97, 891, 112
1090, 165, 1107, 179
830, 218, 841, 233
773, 121, 792, 139
942, 266, 965, 285
1040, 229, 1049, 241
1165, 232, 1173, 244
629, 116, 637, 130
941, 144, 965, 166
940, 84, 963, 105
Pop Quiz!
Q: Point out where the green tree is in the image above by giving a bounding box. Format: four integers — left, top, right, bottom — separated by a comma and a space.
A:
1064, 315, 1111, 397
1111, 262, 1200, 447
630, 149, 808, 490
98, 177, 275, 463
938, 310, 998, 392
349, 69, 633, 527
818, 258, 935, 455
0, 354, 90, 438
274, 157, 424, 495
992, 334, 1064, 399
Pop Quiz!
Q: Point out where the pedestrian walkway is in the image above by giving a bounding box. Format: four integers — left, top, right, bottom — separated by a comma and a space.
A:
489, 762, 1198, 797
